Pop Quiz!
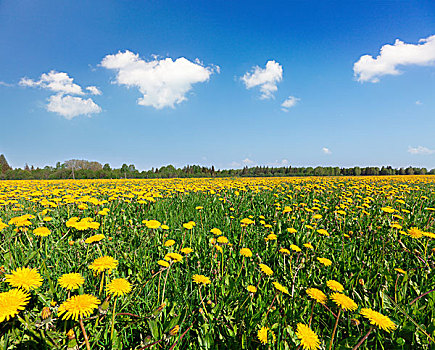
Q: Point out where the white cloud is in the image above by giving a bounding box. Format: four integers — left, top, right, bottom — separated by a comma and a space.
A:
20, 71, 85, 95
281, 159, 289, 165
241, 60, 283, 99
322, 147, 332, 154
281, 96, 300, 111
101, 50, 216, 109
408, 145, 435, 155
354, 35, 435, 83
242, 158, 254, 165
0, 81, 12, 87
47, 93, 102, 120
86, 86, 102, 95
416, 100, 422, 105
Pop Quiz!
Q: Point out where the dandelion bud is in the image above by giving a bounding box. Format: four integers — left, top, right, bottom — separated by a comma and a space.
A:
358, 278, 364, 286
169, 325, 179, 336
351, 318, 360, 326
41, 306, 51, 320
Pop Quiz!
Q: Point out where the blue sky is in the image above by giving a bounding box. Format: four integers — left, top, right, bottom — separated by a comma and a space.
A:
1, 1, 435, 170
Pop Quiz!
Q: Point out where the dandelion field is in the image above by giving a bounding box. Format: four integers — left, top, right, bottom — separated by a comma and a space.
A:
0, 176, 435, 349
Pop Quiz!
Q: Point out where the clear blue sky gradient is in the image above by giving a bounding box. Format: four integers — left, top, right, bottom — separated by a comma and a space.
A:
1, 1, 435, 170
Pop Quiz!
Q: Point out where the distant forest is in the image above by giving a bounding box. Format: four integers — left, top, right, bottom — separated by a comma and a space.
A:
0, 154, 433, 180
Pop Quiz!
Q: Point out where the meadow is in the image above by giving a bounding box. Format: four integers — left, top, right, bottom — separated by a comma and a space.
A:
0, 176, 434, 349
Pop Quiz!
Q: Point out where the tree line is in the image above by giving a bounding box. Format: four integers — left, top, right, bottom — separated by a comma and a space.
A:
0, 155, 433, 180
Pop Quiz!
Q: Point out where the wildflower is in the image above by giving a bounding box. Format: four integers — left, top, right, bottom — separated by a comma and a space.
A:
41, 306, 51, 320
164, 253, 183, 263
88, 256, 118, 274
158, 260, 170, 268
272, 281, 289, 295
306, 288, 327, 304
183, 222, 194, 230
287, 228, 297, 233
304, 243, 314, 249
360, 308, 397, 332
58, 294, 101, 321
407, 227, 423, 238
164, 240, 175, 247
290, 244, 301, 252
161, 224, 169, 230
394, 268, 406, 274
240, 248, 253, 257
240, 218, 254, 225
266, 233, 277, 241
210, 228, 222, 235
326, 280, 344, 292
296, 323, 320, 350
259, 263, 273, 276
247, 285, 257, 293
195, 206, 203, 210
257, 326, 276, 345
381, 207, 395, 213
217, 236, 228, 244
58, 273, 85, 290
5, 267, 43, 291
317, 257, 332, 266
192, 275, 211, 285
106, 278, 132, 297
181, 247, 193, 254
146, 220, 161, 229
330, 293, 358, 311
279, 248, 290, 255
169, 325, 180, 336
85, 234, 105, 244
33, 226, 51, 237
316, 229, 329, 237
0, 289, 30, 322
423, 231, 435, 239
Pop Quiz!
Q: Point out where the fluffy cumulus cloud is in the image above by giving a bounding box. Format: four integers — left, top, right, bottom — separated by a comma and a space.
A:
20, 71, 102, 119
408, 146, 435, 155
47, 94, 102, 120
100, 50, 217, 109
241, 60, 283, 99
281, 96, 300, 111
322, 147, 332, 155
354, 35, 435, 83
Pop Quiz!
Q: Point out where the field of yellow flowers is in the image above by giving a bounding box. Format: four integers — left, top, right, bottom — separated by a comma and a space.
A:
0, 176, 434, 349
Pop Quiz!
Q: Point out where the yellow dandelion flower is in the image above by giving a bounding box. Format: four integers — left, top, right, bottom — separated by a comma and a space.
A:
247, 285, 257, 293
33, 227, 51, 237
287, 228, 297, 233
259, 263, 273, 276
58, 273, 85, 291
407, 227, 423, 238
164, 253, 183, 263
303, 243, 314, 250
257, 326, 276, 345
240, 248, 253, 257
360, 308, 397, 333
296, 323, 320, 350
266, 233, 277, 241
210, 228, 222, 235
181, 247, 193, 254
306, 288, 327, 304
272, 281, 289, 295
290, 244, 301, 252
280, 248, 290, 255
58, 294, 100, 321
192, 274, 211, 285
394, 268, 406, 274
146, 220, 161, 229
88, 256, 118, 274
5, 267, 43, 291
164, 239, 175, 247
84, 234, 105, 244
316, 229, 329, 237
106, 278, 132, 297
326, 280, 344, 292
330, 293, 358, 311
317, 257, 332, 267
0, 289, 30, 322
158, 260, 169, 268
217, 236, 229, 244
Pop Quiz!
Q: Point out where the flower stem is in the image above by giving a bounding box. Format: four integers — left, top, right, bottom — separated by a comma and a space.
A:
308, 301, 315, 327
352, 326, 373, 350
110, 297, 118, 341
328, 308, 341, 350
79, 317, 91, 350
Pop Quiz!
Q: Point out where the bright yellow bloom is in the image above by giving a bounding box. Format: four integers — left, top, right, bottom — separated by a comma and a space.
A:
394, 268, 406, 274
290, 244, 301, 252
259, 263, 273, 276
316, 229, 329, 237
58, 273, 85, 290
257, 326, 276, 345
247, 285, 257, 293
296, 323, 320, 350
106, 278, 132, 297
327, 280, 344, 292
85, 234, 105, 244
360, 308, 397, 332
279, 248, 290, 255
181, 247, 193, 254
306, 288, 327, 304
266, 233, 277, 241
240, 248, 253, 257
5, 267, 43, 291
192, 274, 211, 285
183, 222, 194, 230
407, 227, 423, 238
146, 220, 161, 229
210, 228, 222, 235
217, 236, 228, 244
317, 257, 332, 266
287, 228, 297, 233
330, 293, 358, 311
88, 256, 118, 274
272, 281, 289, 295
164, 253, 183, 263
58, 294, 100, 321
158, 260, 170, 268
0, 289, 30, 322
164, 239, 175, 247
303, 243, 314, 250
